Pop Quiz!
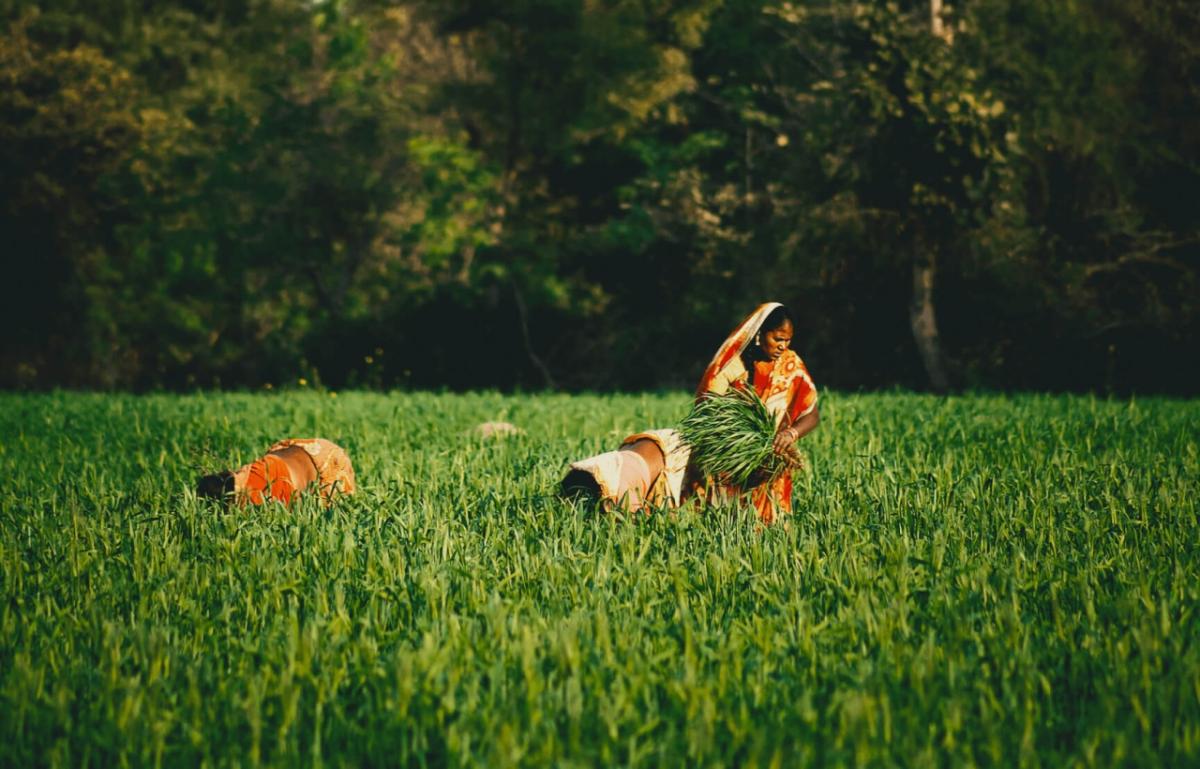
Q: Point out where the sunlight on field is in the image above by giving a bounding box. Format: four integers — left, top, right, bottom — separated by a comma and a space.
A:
1, 391, 1197, 766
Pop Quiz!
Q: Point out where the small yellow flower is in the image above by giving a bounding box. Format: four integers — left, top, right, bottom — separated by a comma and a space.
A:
329, 391, 338, 398
776, 134, 789, 147
298, 377, 308, 387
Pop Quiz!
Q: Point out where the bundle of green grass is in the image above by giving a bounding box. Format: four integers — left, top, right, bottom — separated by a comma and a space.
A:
680, 386, 787, 487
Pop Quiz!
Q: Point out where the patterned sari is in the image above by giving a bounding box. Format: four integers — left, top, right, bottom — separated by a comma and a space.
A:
232, 438, 356, 506
692, 302, 818, 524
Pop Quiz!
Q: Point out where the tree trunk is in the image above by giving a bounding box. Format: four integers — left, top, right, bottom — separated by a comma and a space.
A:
909, 250, 950, 392
908, 0, 951, 392
512, 282, 556, 390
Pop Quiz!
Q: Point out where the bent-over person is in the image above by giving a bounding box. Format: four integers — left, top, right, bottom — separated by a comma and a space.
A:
197, 438, 356, 506
562, 429, 691, 513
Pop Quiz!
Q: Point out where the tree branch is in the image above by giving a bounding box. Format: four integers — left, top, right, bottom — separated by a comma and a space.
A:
512, 282, 556, 390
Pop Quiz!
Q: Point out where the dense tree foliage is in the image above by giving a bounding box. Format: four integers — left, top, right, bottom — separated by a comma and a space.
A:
2, 0, 1197, 392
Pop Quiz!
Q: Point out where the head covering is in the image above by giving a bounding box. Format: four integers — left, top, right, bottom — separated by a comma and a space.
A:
566, 449, 650, 509
695, 302, 782, 398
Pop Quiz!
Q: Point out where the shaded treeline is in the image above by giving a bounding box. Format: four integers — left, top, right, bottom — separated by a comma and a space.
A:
2, 0, 1197, 392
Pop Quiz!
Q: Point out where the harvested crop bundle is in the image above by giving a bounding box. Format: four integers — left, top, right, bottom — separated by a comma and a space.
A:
679, 386, 787, 487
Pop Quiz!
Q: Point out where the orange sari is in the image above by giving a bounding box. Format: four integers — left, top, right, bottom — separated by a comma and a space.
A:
264, 438, 356, 503
692, 302, 818, 523
235, 454, 298, 505
232, 438, 356, 506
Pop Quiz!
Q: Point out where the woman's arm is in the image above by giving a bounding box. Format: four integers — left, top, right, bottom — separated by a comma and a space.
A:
772, 406, 820, 454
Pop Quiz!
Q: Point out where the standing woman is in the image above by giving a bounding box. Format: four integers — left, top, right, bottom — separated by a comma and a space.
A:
691, 302, 819, 524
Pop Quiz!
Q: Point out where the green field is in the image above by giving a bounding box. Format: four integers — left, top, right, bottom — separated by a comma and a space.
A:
1, 391, 1197, 767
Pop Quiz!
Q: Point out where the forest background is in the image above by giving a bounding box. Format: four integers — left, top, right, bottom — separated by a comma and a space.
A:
2, 0, 1197, 394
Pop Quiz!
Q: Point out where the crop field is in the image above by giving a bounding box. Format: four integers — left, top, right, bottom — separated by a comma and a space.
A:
0, 390, 1197, 767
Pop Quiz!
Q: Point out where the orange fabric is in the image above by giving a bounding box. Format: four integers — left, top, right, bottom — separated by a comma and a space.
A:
752, 352, 818, 424
695, 304, 782, 399
692, 303, 819, 524
230, 438, 355, 507
265, 438, 356, 503
238, 454, 297, 505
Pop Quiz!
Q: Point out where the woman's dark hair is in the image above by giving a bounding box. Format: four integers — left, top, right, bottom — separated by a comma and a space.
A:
196, 471, 235, 501
761, 304, 793, 333
741, 304, 794, 367
560, 469, 602, 503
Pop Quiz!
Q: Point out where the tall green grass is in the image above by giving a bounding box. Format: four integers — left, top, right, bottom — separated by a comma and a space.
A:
680, 386, 785, 486
0, 390, 1197, 767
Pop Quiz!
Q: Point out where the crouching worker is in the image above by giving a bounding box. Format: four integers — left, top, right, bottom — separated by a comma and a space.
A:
197, 438, 356, 506
561, 429, 691, 513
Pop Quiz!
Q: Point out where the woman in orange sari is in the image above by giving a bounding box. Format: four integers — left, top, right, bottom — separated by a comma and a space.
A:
197, 438, 356, 506
691, 302, 820, 524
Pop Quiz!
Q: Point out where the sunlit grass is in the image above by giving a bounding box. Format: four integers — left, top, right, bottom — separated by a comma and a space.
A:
0, 390, 1197, 767
681, 386, 785, 486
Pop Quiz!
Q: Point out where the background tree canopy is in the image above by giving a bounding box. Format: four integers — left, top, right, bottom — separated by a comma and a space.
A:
2, 0, 1197, 393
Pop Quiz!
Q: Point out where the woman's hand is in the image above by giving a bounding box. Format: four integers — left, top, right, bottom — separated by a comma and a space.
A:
773, 406, 820, 462
772, 425, 799, 455
780, 444, 805, 470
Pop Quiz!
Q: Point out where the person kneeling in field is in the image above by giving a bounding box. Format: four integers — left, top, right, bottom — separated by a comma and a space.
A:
197, 438, 356, 506
561, 429, 691, 513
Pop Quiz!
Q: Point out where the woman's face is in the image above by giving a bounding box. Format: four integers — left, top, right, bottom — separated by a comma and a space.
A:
760, 319, 793, 361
